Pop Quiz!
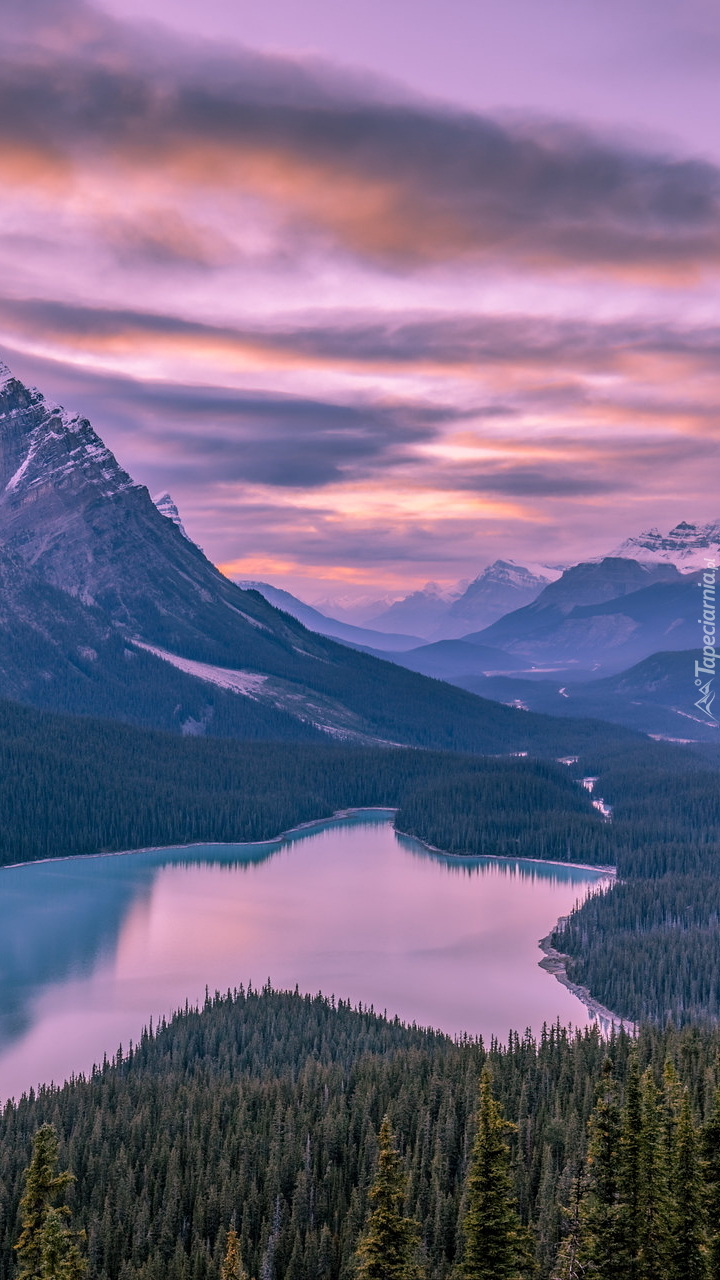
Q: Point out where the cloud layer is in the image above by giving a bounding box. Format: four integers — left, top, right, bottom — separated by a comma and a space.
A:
1, 0, 720, 596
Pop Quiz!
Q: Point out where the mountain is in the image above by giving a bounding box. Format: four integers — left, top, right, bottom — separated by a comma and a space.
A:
611, 519, 720, 570
438, 560, 550, 637
236, 581, 423, 651
454, 649, 719, 743
0, 535, 326, 740
466, 557, 690, 671
153, 492, 190, 539
361, 638, 527, 680
366, 583, 457, 637
0, 360, 633, 755
364, 561, 552, 640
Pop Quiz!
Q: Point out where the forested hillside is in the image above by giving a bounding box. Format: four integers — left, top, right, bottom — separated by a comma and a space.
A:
2, 988, 720, 1280
0, 697, 606, 866
551, 741, 720, 1023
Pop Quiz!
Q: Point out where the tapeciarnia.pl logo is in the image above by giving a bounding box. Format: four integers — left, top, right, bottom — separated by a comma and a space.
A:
694, 558, 718, 721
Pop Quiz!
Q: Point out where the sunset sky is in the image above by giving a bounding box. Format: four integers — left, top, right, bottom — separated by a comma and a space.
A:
2, 0, 720, 601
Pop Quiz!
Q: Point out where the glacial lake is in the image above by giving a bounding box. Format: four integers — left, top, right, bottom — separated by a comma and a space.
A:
0, 812, 612, 1102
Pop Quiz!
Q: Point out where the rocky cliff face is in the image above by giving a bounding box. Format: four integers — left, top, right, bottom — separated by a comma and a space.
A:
0, 364, 136, 602
0, 361, 315, 665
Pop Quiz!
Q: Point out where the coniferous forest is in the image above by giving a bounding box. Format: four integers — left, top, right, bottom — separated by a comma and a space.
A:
4, 697, 720, 1278
3, 988, 720, 1280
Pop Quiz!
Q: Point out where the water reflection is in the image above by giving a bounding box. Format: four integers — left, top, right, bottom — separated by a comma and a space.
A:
0, 812, 610, 1102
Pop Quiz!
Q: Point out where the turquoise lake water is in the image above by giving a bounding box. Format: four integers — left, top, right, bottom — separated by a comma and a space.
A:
0, 812, 611, 1101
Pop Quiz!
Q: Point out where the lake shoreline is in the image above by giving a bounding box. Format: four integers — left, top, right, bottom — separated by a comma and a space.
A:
538, 930, 635, 1032
1, 808, 618, 876
395, 827, 617, 876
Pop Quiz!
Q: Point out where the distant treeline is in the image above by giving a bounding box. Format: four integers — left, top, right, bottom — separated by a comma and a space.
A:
0, 698, 607, 867
2, 987, 720, 1280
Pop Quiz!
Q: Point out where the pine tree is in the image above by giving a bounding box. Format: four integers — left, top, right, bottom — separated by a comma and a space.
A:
354, 1116, 424, 1280
458, 1067, 531, 1280
221, 1229, 249, 1280
636, 1069, 669, 1280
578, 1058, 625, 1280
702, 1085, 720, 1280
667, 1092, 706, 1280
14, 1125, 84, 1280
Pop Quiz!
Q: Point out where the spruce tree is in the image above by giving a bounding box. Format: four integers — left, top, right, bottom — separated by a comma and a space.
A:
458, 1067, 531, 1280
14, 1125, 84, 1280
617, 1054, 642, 1280
221, 1229, 250, 1280
702, 1085, 720, 1280
354, 1116, 423, 1280
578, 1058, 625, 1280
551, 1171, 587, 1280
38, 1210, 85, 1280
636, 1069, 669, 1280
667, 1092, 706, 1280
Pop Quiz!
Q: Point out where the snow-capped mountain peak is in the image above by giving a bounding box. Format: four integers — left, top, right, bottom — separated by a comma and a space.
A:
611, 520, 720, 570
437, 559, 551, 637
153, 492, 190, 540
470, 559, 550, 589
0, 364, 136, 504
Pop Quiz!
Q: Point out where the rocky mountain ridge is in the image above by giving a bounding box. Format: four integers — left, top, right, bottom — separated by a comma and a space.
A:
611, 519, 720, 569
0, 360, 614, 755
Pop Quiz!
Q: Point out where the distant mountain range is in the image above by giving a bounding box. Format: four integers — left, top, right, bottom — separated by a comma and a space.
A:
344, 556, 717, 740
0, 360, 630, 756
466, 557, 690, 670
236, 581, 423, 652
362, 561, 553, 639
299, 519, 719, 643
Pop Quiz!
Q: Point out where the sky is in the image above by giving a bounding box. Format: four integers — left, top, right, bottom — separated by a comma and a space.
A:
1, 0, 720, 603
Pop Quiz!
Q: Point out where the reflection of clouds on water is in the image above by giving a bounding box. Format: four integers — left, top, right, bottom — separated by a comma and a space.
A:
0, 812, 391, 1047
0, 813, 609, 1100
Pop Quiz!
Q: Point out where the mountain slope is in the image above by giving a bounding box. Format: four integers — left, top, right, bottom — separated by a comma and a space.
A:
0, 361, 635, 754
236, 580, 423, 650
453, 649, 719, 742
438, 560, 550, 637
466, 557, 692, 671
0, 539, 325, 740
361, 638, 526, 680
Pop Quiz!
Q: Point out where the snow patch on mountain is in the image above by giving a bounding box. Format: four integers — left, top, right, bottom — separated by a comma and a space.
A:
133, 642, 269, 697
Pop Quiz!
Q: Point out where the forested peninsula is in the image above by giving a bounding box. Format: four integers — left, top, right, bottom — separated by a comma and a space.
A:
2, 987, 720, 1280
